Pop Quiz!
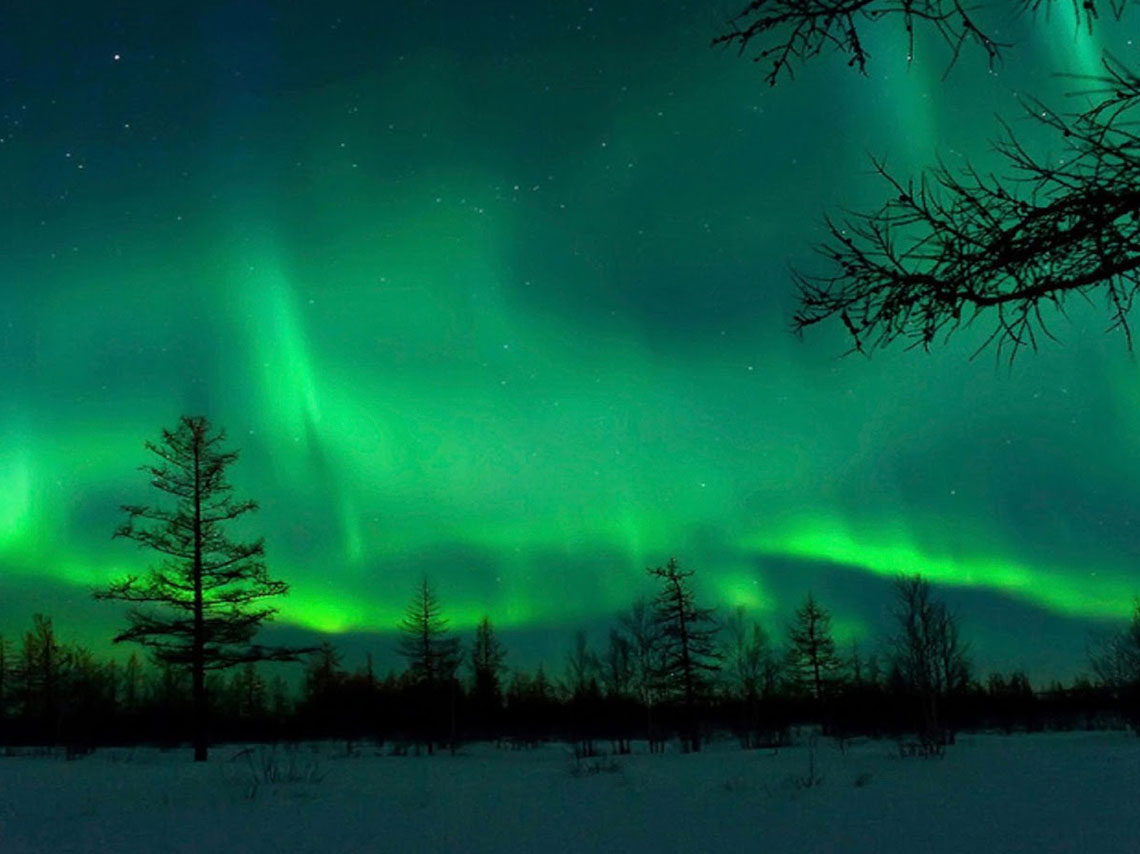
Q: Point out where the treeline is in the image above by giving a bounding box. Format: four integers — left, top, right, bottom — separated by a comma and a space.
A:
60, 414, 1140, 761
3, 569, 1139, 756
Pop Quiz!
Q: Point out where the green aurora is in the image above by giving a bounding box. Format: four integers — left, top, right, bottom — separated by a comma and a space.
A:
1, 2, 1139, 678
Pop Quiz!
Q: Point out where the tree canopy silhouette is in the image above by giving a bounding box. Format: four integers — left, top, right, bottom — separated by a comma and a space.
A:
95, 415, 306, 761
469, 615, 508, 728
715, 3, 1140, 361
398, 578, 461, 687
714, 0, 1121, 87
648, 557, 720, 752
397, 578, 462, 753
786, 593, 843, 701
888, 575, 971, 752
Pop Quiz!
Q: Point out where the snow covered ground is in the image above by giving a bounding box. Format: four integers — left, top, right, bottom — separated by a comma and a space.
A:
1, 731, 1137, 853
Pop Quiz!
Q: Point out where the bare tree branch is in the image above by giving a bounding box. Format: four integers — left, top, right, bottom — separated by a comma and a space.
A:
790, 57, 1140, 361
713, 0, 1131, 86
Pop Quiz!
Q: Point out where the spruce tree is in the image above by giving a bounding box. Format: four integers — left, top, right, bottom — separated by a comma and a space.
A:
304, 640, 344, 702
786, 593, 843, 703
230, 662, 267, 721
647, 557, 720, 753
469, 616, 506, 718
397, 578, 461, 686
17, 614, 68, 741
95, 415, 306, 761
397, 578, 461, 752
0, 633, 8, 724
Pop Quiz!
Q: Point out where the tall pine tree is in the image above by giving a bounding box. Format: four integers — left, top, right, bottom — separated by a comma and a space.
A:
96, 415, 306, 761
469, 615, 506, 720
397, 578, 461, 753
0, 633, 9, 726
398, 578, 461, 686
786, 593, 843, 703
648, 557, 720, 753
17, 614, 68, 742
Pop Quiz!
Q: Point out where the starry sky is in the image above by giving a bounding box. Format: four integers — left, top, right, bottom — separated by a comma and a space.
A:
1, 1, 1139, 681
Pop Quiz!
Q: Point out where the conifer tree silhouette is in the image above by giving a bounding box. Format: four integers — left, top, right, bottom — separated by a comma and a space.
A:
0, 634, 8, 729
19, 615, 71, 742
715, 2, 1140, 361
648, 557, 720, 752
469, 615, 507, 731
397, 578, 461, 753
95, 415, 306, 761
786, 593, 843, 704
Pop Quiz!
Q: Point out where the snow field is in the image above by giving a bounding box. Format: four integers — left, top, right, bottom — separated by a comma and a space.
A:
1, 731, 1138, 853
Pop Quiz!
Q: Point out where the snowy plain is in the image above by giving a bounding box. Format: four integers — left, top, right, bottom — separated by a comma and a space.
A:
1, 731, 1137, 853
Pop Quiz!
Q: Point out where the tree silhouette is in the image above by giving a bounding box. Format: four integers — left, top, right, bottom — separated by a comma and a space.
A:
786, 593, 843, 703
122, 652, 143, 714
617, 597, 666, 751
397, 578, 461, 753
95, 415, 306, 761
888, 575, 971, 752
304, 641, 344, 699
470, 617, 506, 688
794, 75, 1140, 362
722, 605, 773, 704
229, 662, 268, 722
601, 628, 636, 700
648, 557, 721, 752
1089, 600, 1140, 728
714, 0, 1008, 87
299, 640, 346, 738
469, 615, 507, 733
0, 634, 7, 731
564, 630, 600, 699
598, 628, 639, 754
715, 5, 1140, 361
721, 606, 779, 747
563, 630, 605, 756
0, 600, 1134, 749
398, 578, 461, 687
1089, 601, 1140, 685
713, 0, 1132, 87
16, 614, 69, 742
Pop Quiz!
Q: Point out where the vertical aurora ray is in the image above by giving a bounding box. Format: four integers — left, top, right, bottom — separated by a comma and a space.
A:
0, 431, 36, 557
1035, 3, 1106, 81
225, 232, 382, 576
856, 26, 943, 175
233, 239, 323, 455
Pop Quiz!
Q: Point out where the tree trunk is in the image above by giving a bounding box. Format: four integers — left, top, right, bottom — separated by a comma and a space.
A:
192, 431, 208, 763
673, 576, 700, 753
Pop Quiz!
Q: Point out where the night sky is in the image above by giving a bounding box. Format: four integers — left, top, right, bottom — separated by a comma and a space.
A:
2, 2, 1138, 681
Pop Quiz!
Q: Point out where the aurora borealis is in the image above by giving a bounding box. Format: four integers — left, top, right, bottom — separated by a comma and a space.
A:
2, 2, 1140, 680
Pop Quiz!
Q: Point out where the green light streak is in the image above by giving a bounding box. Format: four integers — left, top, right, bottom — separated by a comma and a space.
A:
234, 240, 323, 453
1038, 3, 1105, 81
0, 439, 35, 554
744, 514, 1136, 620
